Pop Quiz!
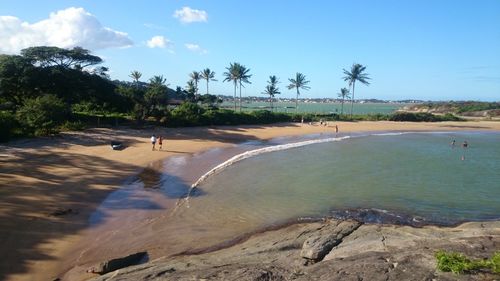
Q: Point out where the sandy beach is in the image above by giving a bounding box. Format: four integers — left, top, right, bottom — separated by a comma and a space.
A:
1, 121, 499, 281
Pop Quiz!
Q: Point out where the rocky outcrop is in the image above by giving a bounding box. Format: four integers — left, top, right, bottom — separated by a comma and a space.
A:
300, 220, 361, 263
87, 251, 148, 275
90, 220, 500, 281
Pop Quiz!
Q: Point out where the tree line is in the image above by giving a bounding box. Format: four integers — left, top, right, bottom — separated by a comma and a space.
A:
0, 45, 374, 141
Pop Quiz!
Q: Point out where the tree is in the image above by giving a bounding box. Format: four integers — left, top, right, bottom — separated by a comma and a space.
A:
200, 68, 217, 95
21, 46, 102, 69
185, 80, 197, 102
16, 94, 69, 136
144, 75, 169, 120
223, 62, 240, 110
237, 64, 252, 112
287, 73, 310, 113
129, 70, 142, 85
343, 63, 370, 118
189, 71, 201, 97
337, 87, 350, 116
0, 54, 39, 107
263, 75, 280, 111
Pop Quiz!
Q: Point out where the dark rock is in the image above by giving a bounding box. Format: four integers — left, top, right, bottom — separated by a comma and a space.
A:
49, 208, 76, 216
89, 251, 148, 275
300, 220, 361, 262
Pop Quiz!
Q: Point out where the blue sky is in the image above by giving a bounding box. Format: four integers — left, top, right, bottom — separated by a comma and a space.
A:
1, 0, 499, 101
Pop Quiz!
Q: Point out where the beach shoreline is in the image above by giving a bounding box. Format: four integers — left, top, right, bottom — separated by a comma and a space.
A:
1, 121, 500, 281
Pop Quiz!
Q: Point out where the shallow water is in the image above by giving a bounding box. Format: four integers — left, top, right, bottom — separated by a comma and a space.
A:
72, 131, 500, 269
197, 131, 500, 225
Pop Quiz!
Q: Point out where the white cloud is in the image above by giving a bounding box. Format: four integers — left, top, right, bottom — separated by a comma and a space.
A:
146, 35, 172, 49
185, 43, 208, 54
143, 23, 166, 30
0, 7, 133, 54
173, 7, 208, 23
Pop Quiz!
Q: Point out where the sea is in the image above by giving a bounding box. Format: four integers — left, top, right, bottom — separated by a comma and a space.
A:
192, 131, 500, 226
220, 101, 403, 114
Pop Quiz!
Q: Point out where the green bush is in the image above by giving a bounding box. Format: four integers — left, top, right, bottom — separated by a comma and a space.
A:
202, 109, 242, 125
16, 94, 69, 136
60, 120, 87, 131
492, 252, 500, 274
169, 102, 205, 126
389, 112, 461, 122
436, 250, 499, 274
0, 111, 18, 142
249, 110, 291, 124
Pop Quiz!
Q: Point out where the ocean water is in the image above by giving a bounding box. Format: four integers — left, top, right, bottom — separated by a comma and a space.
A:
194, 131, 500, 225
220, 101, 403, 114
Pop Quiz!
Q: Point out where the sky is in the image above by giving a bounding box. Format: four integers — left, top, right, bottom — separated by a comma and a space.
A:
1, 0, 499, 101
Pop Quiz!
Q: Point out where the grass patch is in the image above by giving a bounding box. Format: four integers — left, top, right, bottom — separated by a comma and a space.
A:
436, 250, 500, 274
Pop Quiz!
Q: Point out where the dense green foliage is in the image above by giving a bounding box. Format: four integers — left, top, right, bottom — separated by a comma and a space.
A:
168, 102, 291, 127
0, 111, 18, 141
16, 95, 69, 136
436, 250, 500, 274
389, 112, 462, 122
408, 101, 500, 115
454, 101, 499, 113
0, 45, 470, 142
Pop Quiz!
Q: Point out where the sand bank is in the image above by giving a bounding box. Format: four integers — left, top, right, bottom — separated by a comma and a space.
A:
1, 121, 499, 280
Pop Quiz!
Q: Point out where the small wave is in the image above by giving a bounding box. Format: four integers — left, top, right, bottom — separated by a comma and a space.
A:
191, 135, 351, 188
371, 132, 410, 136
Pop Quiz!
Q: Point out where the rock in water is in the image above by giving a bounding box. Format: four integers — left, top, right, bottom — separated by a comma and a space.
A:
89, 252, 148, 275
300, 220, 361, 263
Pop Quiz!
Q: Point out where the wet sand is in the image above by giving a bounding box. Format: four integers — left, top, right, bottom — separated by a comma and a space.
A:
1, 121, 499, 281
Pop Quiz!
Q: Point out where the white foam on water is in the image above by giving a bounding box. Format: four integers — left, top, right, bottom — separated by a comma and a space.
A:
371, 132, 410, 136
191, 135, 351, 188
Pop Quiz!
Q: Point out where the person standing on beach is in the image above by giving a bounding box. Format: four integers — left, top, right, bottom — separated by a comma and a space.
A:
151, 135, 156, 151
158, 136, 163, 150
335, 125, 339, 134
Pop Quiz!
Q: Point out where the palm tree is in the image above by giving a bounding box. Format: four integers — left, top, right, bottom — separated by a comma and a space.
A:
149, 75, 168, 87
237, 64, 252, 112
342, 63, 370, 118
287, 73, 310, 113
223, 62, 240, 110
185, 80, 197, 102
337, 87, 350, 116
200, 68, 217, 95
263, 75, 280, 110
129, 70, 142, 86
145, 75, 169, 117
189, 71, 201, 97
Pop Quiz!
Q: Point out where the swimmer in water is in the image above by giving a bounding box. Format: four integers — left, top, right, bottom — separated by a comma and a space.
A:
461, 140, 468, 160
450, 139, 456, 147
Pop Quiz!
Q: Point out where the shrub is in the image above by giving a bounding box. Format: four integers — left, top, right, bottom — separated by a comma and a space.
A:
436, 251, 473, 274
0, 111, 18, 142
389, 112, 462, 122
492, 252, 500, 274
16, 94, 69, 136
249, 110, 291, 124
169, 102, 205, 126
436, 250, 500, 274
60, 120, 87, 131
